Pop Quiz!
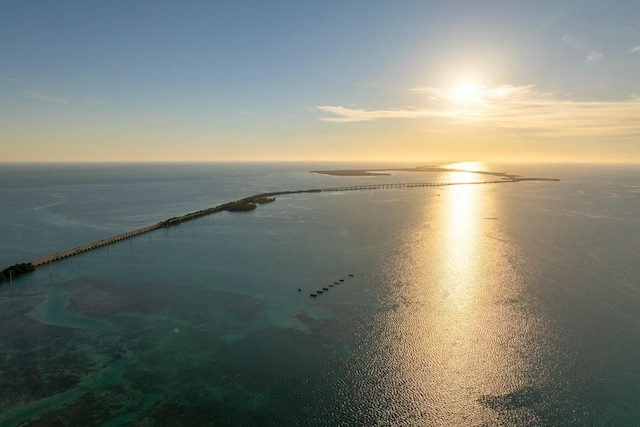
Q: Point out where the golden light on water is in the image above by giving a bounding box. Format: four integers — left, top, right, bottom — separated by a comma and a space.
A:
441, 183, 479, 312
376, 181, 549, 424
425, 180, 489, 418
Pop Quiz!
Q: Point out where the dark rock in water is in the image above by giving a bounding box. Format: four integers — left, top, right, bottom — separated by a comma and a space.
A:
297, 288, 302, 292
477, 386, 542, 411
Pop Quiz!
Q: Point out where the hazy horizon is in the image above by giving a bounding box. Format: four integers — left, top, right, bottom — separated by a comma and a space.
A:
1, 159, 639, 166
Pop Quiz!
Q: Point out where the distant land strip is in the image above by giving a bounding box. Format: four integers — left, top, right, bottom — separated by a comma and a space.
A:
313, 165, 522, 179
0, 170, 559, 283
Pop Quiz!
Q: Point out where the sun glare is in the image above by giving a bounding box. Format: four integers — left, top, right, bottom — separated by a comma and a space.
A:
446, 161, 485, 172
451, 81, 486, 105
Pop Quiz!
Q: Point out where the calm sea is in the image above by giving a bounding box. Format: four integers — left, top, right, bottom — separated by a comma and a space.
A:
0, 162, 639, 426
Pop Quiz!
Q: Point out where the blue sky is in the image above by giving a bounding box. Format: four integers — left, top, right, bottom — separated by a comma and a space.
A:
1, 0, 639, 162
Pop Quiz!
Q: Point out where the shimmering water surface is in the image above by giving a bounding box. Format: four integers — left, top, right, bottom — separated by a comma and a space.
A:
1, 162, 639, 426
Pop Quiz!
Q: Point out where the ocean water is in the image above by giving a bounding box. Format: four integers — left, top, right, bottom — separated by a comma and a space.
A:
0, 162, 639, 426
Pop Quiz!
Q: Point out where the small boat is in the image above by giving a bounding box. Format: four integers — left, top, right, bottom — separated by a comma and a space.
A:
323, 287, 329, 291
329, 284, 334, 287
334, 282, 339, 285
310, 293, 317, 297
317, 290, 323, 294
339, 279, 344, 282
348, 274, 354, 277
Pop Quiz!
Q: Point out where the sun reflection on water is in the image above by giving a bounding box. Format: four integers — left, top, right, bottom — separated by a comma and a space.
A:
374, 183, 550, 425
441, 183, 479, 314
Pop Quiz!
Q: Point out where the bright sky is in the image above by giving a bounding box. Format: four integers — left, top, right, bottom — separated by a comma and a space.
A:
1, 1, 639, 163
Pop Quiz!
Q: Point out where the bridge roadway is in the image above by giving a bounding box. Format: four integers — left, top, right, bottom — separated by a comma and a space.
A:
29, 224, 161, 267
321, 179, 510, 192
2, 179, 515, 280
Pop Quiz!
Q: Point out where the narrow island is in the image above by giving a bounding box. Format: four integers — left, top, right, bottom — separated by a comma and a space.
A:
309, 165, 557, 182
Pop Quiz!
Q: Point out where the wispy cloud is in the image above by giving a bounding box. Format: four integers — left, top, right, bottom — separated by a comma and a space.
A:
316, 84, 640, 138
412, 84, 533, 104
562, 34, 587, 49
26, 90, 68, 104
562, 34, 604, 63
316, 105, 452, 123
585, 51, 604, 63
631, 45, 640, 53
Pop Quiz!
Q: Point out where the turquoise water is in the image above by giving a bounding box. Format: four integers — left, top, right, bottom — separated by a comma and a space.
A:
1, 162, 639, 425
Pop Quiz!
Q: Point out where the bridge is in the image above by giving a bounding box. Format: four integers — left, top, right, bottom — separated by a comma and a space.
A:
321, 179, 511, 192
28, 224, 161, 267
0, 178, 522, 282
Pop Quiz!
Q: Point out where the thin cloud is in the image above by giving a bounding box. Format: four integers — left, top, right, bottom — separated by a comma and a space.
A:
585, 51, 604, 63
562, 34, 604, 63
631, 45, 640, 53
413, 84, 534, 102
316, 84, 640, 138
26, 91, 68, 104
316, 105, 455, 123
562, 34, 588, 49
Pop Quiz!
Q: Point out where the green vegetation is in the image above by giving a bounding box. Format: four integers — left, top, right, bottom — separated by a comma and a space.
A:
223, 196, 275, 212
0, 263, 35, 282
224, 201, 259, 212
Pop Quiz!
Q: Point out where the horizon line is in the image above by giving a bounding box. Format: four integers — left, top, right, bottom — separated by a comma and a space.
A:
1, 159, 640, 165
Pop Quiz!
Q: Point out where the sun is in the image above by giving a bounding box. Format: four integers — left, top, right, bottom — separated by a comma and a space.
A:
451, 81, 486, 105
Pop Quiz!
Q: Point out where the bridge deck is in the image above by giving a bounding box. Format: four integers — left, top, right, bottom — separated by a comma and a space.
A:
29, 224, 161, 267
322, 180, 509, 192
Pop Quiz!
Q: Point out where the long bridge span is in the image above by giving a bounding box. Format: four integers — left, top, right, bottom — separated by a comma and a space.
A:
1, 177, 536, 282
28, 224, 162, 267
321, 179, 510, 192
